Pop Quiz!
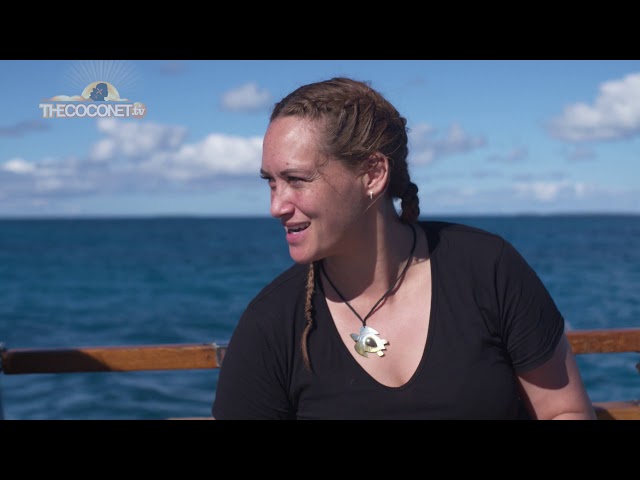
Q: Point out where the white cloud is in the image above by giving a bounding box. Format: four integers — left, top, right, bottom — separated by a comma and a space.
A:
547, 72, 640, 142
409, 122, 486, 164
89, 118, 188, 161
35, 177, 64, 193
423, 182, 638, 214
89, 138, 116, 162
220, 82, 272, 112
513, 180, 577, 202
141, 133, 263, 181
0, 118, 265, 202
2, 158, 36, 174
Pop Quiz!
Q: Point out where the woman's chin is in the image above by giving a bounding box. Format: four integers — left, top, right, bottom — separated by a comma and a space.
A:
288, 247, 317, 265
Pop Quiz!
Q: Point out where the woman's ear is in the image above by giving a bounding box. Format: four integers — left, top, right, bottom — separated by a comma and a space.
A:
362, 153, 389, 197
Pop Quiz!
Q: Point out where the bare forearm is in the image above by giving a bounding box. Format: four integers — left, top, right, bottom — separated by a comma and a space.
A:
549, 409, 597, 420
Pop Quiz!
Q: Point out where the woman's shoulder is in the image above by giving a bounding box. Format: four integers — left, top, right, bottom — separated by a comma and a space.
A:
246, 262, 309, 310
418, 219, 506, 251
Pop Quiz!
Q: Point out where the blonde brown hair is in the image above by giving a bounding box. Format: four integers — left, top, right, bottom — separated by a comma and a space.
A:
270, 77, 420, 370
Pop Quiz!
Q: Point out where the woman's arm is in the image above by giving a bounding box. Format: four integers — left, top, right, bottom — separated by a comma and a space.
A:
517, 334, 597, 420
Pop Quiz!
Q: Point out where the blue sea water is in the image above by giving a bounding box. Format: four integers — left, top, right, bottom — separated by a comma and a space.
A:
0, 215, 638, 420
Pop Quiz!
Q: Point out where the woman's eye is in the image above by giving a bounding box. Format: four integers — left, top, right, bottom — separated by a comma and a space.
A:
260, 175, 275, 188
260, 174, 307, 190
288, 177, 305, 186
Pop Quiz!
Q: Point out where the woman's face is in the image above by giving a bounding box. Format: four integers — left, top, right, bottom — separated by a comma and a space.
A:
261, 116, 368, 264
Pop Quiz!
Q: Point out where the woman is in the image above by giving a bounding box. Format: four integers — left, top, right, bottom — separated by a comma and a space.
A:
212, 77, 596, 420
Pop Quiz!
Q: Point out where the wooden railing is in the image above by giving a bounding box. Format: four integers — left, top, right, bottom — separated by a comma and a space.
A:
1, 328, 639, 420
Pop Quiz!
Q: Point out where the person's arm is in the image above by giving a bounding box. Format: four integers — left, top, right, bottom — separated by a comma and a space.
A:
516, 334, 596, 420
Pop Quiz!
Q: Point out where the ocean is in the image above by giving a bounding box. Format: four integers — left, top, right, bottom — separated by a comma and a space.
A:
0, 215, 638, 420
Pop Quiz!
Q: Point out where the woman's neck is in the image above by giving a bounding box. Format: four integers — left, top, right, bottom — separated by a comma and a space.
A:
321, 219, 417, 301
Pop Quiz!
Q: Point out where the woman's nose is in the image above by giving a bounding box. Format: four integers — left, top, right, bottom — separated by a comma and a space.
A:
270, 185, 294, 219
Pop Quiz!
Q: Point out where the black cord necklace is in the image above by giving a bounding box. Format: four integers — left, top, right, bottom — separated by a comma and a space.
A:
320, 223, 417, 358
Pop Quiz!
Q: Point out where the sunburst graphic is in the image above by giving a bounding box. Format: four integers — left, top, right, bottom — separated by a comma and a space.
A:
63, 60, 141, 100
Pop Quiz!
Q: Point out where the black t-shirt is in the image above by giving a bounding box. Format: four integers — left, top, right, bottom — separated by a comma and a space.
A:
212, 221, 565, 419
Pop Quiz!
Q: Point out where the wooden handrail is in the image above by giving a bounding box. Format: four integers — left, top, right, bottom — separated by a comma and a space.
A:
593, 401, 640, 420
0, 343, 227, 374
1, 328, 638, 420
1, 328, 639, 375
567, 328, 640, 354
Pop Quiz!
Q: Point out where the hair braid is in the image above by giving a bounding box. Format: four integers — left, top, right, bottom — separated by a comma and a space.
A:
301, 262, 316, 371
400, 181, 420, 223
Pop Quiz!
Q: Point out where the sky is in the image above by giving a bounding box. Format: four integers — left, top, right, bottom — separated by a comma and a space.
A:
1, 59, 639, 218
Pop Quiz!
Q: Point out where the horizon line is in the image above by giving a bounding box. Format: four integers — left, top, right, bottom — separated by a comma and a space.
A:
0, 211, 639, 221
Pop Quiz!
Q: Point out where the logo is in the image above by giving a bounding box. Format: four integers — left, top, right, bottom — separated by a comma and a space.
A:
39, 81, 147, 119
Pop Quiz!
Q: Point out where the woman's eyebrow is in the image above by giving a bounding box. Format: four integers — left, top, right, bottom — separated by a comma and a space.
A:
260, 168, 309, 177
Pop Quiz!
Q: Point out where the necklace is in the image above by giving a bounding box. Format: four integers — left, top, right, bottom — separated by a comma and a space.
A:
320, 224, 417, 358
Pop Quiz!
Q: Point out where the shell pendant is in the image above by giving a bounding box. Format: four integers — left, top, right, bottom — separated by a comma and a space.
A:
349, 325, 389, 358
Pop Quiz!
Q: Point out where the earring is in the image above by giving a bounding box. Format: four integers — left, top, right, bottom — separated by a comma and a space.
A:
368, 191, 373, 200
